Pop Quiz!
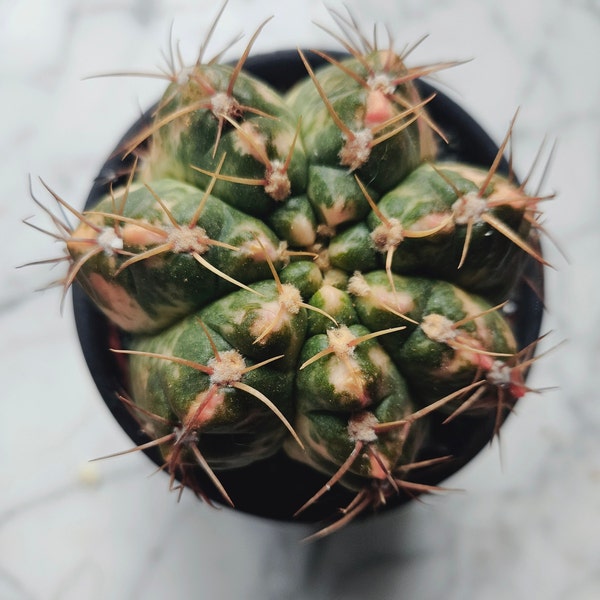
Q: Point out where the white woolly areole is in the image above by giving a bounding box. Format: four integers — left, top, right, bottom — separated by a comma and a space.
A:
327, 325, 357, 358
250, 284, 302, 344
97, 228, 123, 256
174, 425, 199, 445
208, 350, 246, 386
339, 129, 374, 171
366, 73, 395, 95
313, 245, 331, 272
279, 283, 302, 314
176, 65, 194, 86
167, 226, 210, 254
421, 313, 457, 344
452, 192, 488, 225
371, 218, 405, 251
347, 271, 371, 297
210, 91, 241, 118
316, 224, 336, 239
486, 360, 513, 387
265, 159, 291, 201
348, 412, 379, 443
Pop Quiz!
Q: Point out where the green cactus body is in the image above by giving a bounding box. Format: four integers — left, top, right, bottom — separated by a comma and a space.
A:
288, 323, 423, 489
398, 280, 518, 405
66, 178, 289, 333
330, 162, 536, 301
140, 63, 308, 216
286, 52, 435, 188
199, 279, 308, 370
348, 271, 517, 382
127, 313, 295, 471
35, 14, 549, 537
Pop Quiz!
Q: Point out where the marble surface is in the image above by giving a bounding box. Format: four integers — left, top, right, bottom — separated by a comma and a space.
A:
2, 0, 599, 598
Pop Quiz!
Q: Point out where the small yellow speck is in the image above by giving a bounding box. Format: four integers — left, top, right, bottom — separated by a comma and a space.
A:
78, 462, 101, 487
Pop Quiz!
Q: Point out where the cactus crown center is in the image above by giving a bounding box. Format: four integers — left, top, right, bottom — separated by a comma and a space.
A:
167, 226, 210, 254
348, 412, 379, 443
421, 313, 457, 344
208, 350, 246, 386
97, 228, 124, 256
452, 191, 487, 224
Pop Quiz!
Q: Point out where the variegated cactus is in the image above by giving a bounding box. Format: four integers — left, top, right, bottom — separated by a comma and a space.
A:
29, 5, 552, 539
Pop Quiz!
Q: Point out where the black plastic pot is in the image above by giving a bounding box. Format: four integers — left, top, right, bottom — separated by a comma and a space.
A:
73, 50, 544, 524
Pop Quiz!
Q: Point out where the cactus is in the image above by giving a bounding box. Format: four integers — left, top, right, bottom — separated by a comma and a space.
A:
28, 6, 552, 539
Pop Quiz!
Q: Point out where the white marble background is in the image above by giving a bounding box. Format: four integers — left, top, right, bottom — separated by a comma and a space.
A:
1, 0, 599, 598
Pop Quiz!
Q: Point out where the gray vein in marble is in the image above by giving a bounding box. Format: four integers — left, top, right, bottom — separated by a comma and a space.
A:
0, 564, 37, 600
0, 463, 138, 533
